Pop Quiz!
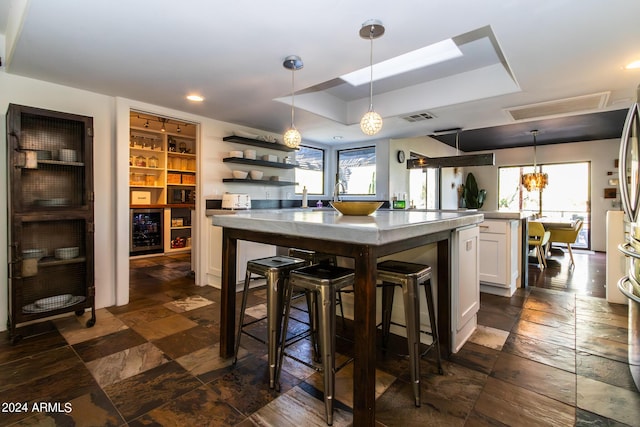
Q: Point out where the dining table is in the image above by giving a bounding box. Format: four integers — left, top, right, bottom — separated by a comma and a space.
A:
212, 208, 483, 426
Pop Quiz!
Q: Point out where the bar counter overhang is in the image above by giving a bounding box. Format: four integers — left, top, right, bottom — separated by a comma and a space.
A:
212, 208, 484, 426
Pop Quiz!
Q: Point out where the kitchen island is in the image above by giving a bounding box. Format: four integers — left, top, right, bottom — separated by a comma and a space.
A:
212, 208, 483, 426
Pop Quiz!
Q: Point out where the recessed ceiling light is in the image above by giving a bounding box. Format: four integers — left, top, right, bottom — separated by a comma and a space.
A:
625, 60, 640, 70
186, 94, 204, 102
340, 38, 463, 86
333, 136, 344, 140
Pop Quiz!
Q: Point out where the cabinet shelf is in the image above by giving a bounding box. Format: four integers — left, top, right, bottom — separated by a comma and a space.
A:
37, 159, 85, 167
130, 184, 164, 189
223, 178, 297, 186
222, 157, 296, 169
130, 166, 162, 171
167, 151, 196, 158
167, 168, 195, 173
223, 135, 298, 152
130, 146, 164, 153
38, 256, 87, 267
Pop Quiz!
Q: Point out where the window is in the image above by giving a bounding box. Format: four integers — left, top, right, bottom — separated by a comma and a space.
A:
295, 145, 324, 194
409, 165, 439, 209
498, 161, 590, 248
337, 146, 376, 195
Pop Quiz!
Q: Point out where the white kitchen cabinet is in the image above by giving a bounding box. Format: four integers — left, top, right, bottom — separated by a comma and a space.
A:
479, 219, 519, 296
451, 225, 480, 353
207, 221, 275, 289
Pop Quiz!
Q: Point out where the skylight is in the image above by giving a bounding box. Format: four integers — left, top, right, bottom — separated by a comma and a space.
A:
340, 38, 463, 86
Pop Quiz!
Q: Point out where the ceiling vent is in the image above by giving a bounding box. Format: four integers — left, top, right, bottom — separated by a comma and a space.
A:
401, 112, 436, 122
505, 92, 610, 121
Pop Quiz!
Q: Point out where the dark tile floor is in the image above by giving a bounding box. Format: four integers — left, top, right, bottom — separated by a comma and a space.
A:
1, 248, 639, 426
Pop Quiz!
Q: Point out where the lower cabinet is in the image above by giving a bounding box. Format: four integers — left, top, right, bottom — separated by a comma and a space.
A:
452, 225, 480, 353
479, 219, 519, 296
207, 223, 275, 288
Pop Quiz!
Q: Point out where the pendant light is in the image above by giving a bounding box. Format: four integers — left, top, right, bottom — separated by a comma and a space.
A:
406, 128, 495, 168
521, 130, 548, 191
359, 19, 385, 136
283, 55, 303, 148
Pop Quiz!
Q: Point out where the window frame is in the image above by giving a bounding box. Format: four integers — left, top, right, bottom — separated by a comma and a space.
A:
336, 146, 377, 196
294, 144, 325, 195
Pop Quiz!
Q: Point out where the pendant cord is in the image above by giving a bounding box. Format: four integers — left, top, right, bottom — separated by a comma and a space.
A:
290, 66, 295, 127
368, 30, 374, 111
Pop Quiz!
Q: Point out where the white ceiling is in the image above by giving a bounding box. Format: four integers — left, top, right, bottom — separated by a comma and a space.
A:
1, 0, 639, 148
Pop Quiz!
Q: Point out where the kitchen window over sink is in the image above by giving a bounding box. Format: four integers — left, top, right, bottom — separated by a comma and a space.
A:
337, 146, 376, 195
295, 145, 325, 194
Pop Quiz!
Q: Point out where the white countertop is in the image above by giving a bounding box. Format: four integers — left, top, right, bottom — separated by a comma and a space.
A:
211, 209, 484, 245
424, 209, 531, 220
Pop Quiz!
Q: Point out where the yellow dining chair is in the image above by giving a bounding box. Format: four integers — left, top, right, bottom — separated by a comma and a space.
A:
548, 219, 584, 267
528, 221, 550, 269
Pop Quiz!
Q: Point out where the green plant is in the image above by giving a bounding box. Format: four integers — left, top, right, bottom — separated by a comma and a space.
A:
462, 172, 486, 209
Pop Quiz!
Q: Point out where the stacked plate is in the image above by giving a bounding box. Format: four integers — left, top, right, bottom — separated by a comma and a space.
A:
22, 295, 85, 313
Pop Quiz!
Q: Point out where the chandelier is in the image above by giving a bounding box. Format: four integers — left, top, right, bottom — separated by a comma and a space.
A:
283, 55, 303, 148
359, 19, 385, 136
521, 130, 548, 191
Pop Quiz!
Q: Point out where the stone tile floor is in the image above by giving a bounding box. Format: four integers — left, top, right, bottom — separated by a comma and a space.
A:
0, 250, 639, 426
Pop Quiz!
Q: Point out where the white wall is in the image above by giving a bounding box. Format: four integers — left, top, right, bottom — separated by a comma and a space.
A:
466, 138, 620, 251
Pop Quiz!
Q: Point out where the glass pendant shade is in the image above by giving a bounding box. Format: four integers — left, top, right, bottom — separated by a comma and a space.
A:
283, 127, 301, 148
521, 171, 548, 191
522, 130, 548, 191
360, 110, 383, 135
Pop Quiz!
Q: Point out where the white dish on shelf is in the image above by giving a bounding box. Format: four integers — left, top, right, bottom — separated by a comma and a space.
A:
55, 246, 79, 259
58, 149, 77, 162
36, 198, 70, 207
229, 151, 244, 158
22, 296, 85, 313
249, 170, 263, 180
34, 294, 73, 309
232, 170, 248, 179
243, 149, 257, 160
23, 248, 46, 259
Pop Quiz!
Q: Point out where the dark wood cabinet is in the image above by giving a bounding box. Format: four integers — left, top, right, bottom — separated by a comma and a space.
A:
6, 104, 95, 343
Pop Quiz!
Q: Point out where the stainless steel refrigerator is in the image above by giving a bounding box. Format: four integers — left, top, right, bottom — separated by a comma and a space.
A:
617, 83, 640, 390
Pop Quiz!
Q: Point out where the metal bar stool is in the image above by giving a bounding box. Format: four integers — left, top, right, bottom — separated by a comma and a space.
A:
233, 255, 307, 389
287, 248, 343, 359
377, 259, 444, 407
276, 264, 355, 426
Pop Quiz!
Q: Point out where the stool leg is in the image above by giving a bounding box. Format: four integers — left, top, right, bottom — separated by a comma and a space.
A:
266, 270, 283, 389
305, 290, 320, 362
318, 285, 337, 426
381, 283, 395, 348
275, 277, 295, 392
336, 290, 346, 329
234, 269, 252, 364
401, 278, 422, 407
424, 279, 444, 375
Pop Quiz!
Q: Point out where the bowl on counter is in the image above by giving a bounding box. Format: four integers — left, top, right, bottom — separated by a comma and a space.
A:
249, 170, 263, 180
232, 170, 248, 179
55, 246, 79, 260
330, 201, 383, 216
